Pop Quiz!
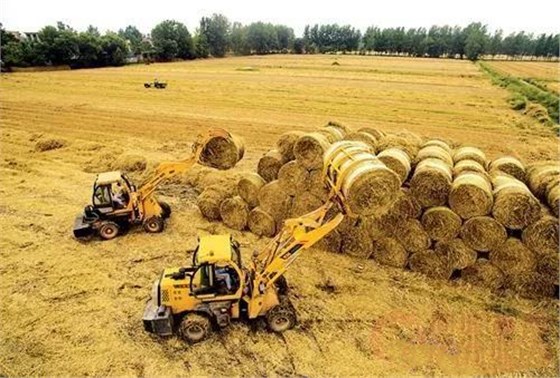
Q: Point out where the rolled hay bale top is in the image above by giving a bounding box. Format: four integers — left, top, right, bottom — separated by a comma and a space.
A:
461, 259, 505, 291
257, 149, 284, 183
453, 159, 487, 178
257, 180, 292, 222
276, 131, 305, 162
324, 121, 351, 135
376, 134, 420, 159
344, 131, 378, 150
410, 158, 453, 208
196, 185, 231, 221
522, 216, 559, 256
198, 132, 244, 170
449, 172, 493, 219
546, 182, 560, 215
290, 191, 324, 218
422, 139, 452, 154
294, 132, 331, 169
415, 145, 454, 167
377, 147, 411, 184
357, 127, 386, 141
409, 250, 453, 280
460, 216, 507, 252
340, 221, 373, 258
526, 161, 560, 199
372, 237, 409, 268
492, 173, 541, 230
421, 206, 462, 241
489, 156, 526, 183
248, 207, 276, 237
489, 238, 537, 277
537, 252, 559, 285
435, 239, 477, 270
278, 160, 310, 196
237, 172, 265, 209
453, 146, 487, 168
319, 126, 346, 143
219, 196, 249, 231
396, 218, 431, 253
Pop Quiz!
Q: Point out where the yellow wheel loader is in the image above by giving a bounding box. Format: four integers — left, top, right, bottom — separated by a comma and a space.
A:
73, 129, 240, 240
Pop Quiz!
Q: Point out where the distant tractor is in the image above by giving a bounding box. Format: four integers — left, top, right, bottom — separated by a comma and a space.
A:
144, 79, 167, 89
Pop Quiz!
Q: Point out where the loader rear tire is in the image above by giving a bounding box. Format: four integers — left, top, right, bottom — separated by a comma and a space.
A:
159, 201, 171, 219
266, 300, 296, 333
99, 221, 119, 240
143, 216, 164, 233
178, 313, 211, 344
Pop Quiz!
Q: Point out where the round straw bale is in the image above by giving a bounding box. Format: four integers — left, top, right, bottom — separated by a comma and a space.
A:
278, 160, 310, 196
219, 196, 249, 230
452, 159, 487, 178
410, 159, 453, 208
508, 272, 556, 299
319, 126, 346, 143
196, 186, 231, 221
276, 131, 304, 161
294, 132, 331, 169
378, 188, 422, 234
317, 230, 342, 253
344, 132, 377, 150
536, 252, 559, 285
547, 181, 560, 215
522, 216, 559, 256
116, 154, 147, 172
460, 216, 507, 252
290, 191, 324, 217
357, 127, 385, 141
324, 121, 350, 135
258, 180, 293, 223
415, 146, 453, 166
434, 239, 477, 270
526, 162, 560, 199
237, 173, 265, 208
492, 174, 541, 230
461, 259, 505, 290
490, 238, 537, 278
421, 206, 462, 241
308, 169, 330, 200
341, 221, 373, 258
449, 172, 493, 219
377, 148, 411, 184
257, 150, 284, 183
409, 250, 453, 280
248, 207, 276, 237
372, 237, 409, 268
489, 156, 526, 182
198, 132, 244, 170
396, 219, 431, 253
422, 140, 452, 154
377, 135, 419, 159
453, 146, 487, 168
395, 130, 423, 146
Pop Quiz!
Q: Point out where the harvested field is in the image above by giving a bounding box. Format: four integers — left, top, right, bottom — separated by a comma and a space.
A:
1, 55, 559, 376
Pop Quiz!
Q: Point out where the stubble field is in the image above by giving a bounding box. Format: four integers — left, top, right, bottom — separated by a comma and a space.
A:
0, 55, 558, 376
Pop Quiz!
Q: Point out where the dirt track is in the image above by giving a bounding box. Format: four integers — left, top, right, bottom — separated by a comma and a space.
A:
0, 55, 558, 376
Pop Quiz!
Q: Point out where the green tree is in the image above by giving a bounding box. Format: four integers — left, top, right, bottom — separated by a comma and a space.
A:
193, 33, 210, 58
199, 14, 230, 57
37, 23, 79, 65
293, 38, 304, 54
99, 32, 129, 66
118, 25, 143, 55
151, 20, 194, 61
76, 31, 102, 67
464, 22, 488, 61
230, 22, 248, 55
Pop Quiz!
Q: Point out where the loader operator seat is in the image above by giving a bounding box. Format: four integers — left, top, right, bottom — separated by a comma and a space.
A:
215, 266, 239, 295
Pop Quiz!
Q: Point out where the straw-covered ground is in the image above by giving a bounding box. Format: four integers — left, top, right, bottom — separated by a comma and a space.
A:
0, 55, 558, 376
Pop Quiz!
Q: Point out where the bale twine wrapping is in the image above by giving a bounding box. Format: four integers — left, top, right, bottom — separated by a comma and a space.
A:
537, 252, 559, 285
197, 186, 231, 221
449, 172, 493, 219
377, 148, 411, 184
415, 146, 454, 166
344, 132, 378, 150
341, 222, 373, 258
453, 146, 487, 168
421, 206, 462, 241
396, 219, 431, 253
547, 182, 560, 215
219, 196, 249, 230
489, 157, 526, 182
521, 216, 559, 256
319, 126, 346, 143
372, 237, 409, 268
492, 174, 541, 230
290, 191, 324, 217
410, 158, 453, 208
489, 238, 537, 278
257, 150, 284, 183
248, 207, 276, 237
258, 180, 292, 222
452, 159, 487, 178
409, 250, 453, 280
434, 239, 477, 270
460, 216, 507, 252
294, 132, 331, 169
276, 131, 304, 161
461, 259, 505, 291
526, 162, 560, 199
357, 127, 385, 141
317, 230, 342, 253
422, 140, 452, 154
278, 160, 310, 196
376, 134, 419, 159
237, 173, 265, 208
198, 132, 244, 170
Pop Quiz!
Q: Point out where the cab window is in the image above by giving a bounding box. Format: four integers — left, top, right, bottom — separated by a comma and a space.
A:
191, 264, 215, 295
93, 185, 112, 207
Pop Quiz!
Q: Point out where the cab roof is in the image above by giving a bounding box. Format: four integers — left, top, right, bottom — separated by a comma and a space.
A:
96, 171, 123, 185
197, 234, 233, 264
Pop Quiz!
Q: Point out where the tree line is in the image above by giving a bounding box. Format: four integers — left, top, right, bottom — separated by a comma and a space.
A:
1, 15, 558, 69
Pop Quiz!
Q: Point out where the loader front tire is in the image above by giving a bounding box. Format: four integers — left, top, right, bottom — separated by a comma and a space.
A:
178, 313, 211, 344
266, 301, 296, 333
143, 216, 164, 233
99, 221, 119, 240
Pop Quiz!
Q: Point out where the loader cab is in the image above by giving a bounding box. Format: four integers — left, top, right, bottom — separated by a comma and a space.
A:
92, 171, 134, 211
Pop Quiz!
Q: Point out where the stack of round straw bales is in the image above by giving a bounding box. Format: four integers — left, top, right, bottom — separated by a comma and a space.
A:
195, 124, 559, 299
